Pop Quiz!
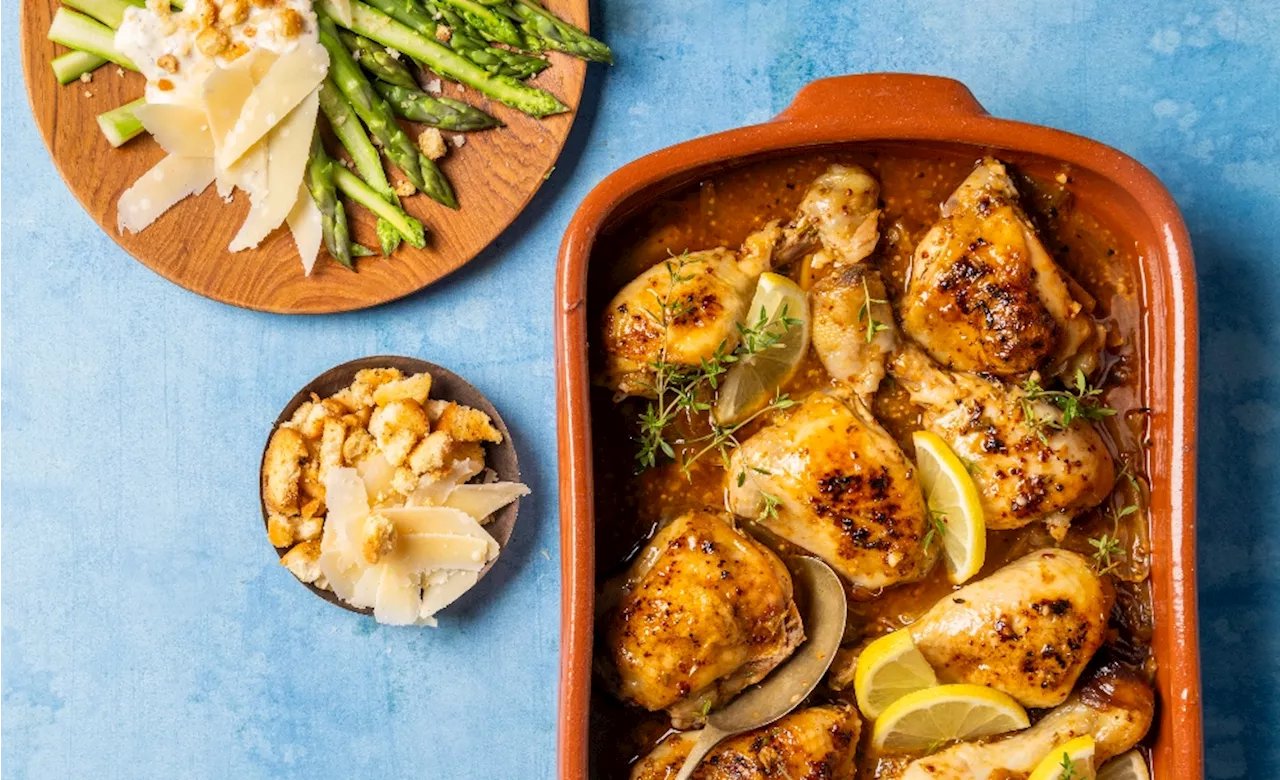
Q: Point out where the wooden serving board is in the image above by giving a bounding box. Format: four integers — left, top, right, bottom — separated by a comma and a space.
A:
20, 0, 588, 313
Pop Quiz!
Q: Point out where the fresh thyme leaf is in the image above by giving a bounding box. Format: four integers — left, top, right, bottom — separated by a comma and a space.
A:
1019, 370, 1116, 443
857, 276, 891, 344
1057, 752, 1078, 780
699, 699, 712, 716
759, 492, 781, 522
923, 507, 948, 551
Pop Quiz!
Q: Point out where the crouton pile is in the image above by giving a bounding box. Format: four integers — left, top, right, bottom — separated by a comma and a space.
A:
262, 366, 505, 586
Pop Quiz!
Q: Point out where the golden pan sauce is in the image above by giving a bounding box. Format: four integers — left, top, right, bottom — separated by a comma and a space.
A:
586, 149, 1155, 778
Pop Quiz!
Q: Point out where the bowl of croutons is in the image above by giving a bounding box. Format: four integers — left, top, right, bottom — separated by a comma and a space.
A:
260, 356, 529, 627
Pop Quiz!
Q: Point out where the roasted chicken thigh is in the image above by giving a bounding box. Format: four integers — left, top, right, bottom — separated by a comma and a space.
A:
890, 346, 1114, 537
727, 392, 936, 591
599, 223, 783, 398
900, 158, 1103, 378
630, 704, 860, 780
602, 509, 804, 728
908, 549, 1113, 708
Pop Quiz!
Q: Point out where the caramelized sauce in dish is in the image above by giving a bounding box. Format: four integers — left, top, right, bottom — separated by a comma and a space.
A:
586, 148, 1155, 779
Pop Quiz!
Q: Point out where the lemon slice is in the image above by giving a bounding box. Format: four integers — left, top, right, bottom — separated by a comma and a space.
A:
912, 430, 986, 584
1097, 751, 1151, 780
1029, 735, 1097, 780
871, 683, 1029, 753
854, 629, 938, 719
714, 273, 810, 425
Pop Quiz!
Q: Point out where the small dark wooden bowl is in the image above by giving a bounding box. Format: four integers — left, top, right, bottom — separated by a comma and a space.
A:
260, 356, 521, 615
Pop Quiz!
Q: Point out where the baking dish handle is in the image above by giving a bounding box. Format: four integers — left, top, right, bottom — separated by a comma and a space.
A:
772, 73, 989, 127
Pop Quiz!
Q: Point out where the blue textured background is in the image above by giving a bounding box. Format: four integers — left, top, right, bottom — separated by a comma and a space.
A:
3, 1, 1278, 778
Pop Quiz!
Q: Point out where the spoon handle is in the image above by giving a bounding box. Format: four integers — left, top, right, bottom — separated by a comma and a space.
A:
672, 724, 730, 780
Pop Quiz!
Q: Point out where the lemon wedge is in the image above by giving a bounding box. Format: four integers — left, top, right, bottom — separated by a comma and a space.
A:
912, 430, 986, 584
714, 272, 810, 426
1097, 751, 1150, 780
1029, 735, 1097, 780
871, 683, 1029, 753
854, 629, 938, 719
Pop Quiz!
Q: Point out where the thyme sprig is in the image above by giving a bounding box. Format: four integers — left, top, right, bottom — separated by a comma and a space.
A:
923, 507, 948, 551
1057, 752, 1079, 780
633, 256, 802, 473
1020, 369, 1116, 443
857, 275, 890, 344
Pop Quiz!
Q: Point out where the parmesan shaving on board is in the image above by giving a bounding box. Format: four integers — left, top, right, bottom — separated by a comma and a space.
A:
117, 155, 216, 234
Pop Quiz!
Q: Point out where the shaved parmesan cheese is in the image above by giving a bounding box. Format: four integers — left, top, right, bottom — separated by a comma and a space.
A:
134, 103, 214, 158
406, 458, 485, 507
375, 568, 423, 626
356, 452, 396, 500
418, 570, 480, 627
218, 41, 328, 170
443, 483, 531, 524
381, 506, 499, 559
392, 534, 492, 572
202, 63, 258, 197
286, 182, 323, 275
230, 88, 320, 251
117, 155, 215, 234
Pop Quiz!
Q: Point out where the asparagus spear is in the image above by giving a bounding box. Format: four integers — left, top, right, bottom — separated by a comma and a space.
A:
334, 167, 427, 249
48, 8, 137, 70
97, 97, 146, 147
338, 30, 419, 90
317, 0, 568, 117
318, 79, 413, 252
307, 131, 354, 270
52, 50, 108, 84
374, 83, 501, 131
511, 0, 612, 64
61, 0, 142, 28
434, 0, 524, 48
444, 21, 549, 79
376, 220, 402, 255
318, 16, 442, 202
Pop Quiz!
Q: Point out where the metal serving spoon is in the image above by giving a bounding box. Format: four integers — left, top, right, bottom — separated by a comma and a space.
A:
673, 556, 847, 780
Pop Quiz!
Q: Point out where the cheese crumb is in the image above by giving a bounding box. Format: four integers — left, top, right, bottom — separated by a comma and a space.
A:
425, 79, 442, 96
417, 128, 447, 161
79, 72, 93, 83
451, 134, 466, 149
393, 180, 416, 197
434, 26, 451, 43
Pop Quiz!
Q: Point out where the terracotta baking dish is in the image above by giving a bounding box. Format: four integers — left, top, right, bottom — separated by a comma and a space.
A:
554, 73, 1201, 779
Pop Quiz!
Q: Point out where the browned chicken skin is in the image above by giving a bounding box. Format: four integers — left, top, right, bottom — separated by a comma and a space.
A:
599, 224, 784, 398
629, 704, 861, 780
900, 158, 1103, 378
908, 549, 1114, 708
889, 346, 1115, 537
727, 393, 936, 591
881, 661, 1154, 779
602, 510, 804, 728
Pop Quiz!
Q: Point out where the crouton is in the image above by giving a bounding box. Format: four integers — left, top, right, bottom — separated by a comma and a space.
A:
361, 512, 397, 564
381, 429, 419, 468
281, 541, 326, 586
318, 418, 346, 480
342, 428, 377, 464
436, 402, 502, 443
391, 466, 420, 496
262, 427, 308, 516
370, 399, 430, 440
372, 372, 433, 407
425, 399, 450, 423
417, 127, 447, 161
267, 513, 297, 548
408, 431, 486, 476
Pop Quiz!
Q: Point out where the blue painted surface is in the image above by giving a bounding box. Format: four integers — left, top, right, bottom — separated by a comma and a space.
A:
3, 1, 1278, 778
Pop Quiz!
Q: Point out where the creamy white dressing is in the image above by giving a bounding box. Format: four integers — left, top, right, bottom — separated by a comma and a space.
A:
116, 0, 318, 107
